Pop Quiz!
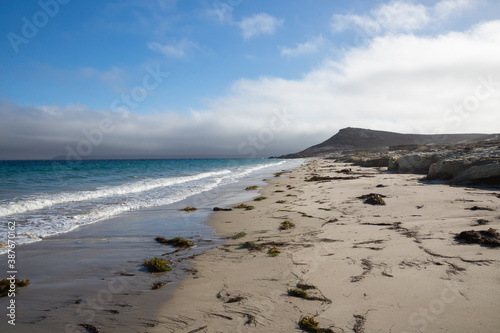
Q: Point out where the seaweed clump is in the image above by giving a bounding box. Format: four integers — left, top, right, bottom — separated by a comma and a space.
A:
296, 282, 316, 290
288, 288, 330, 302
0, 278, 30, 297
357, 193, 386, 205
240, 241, 263, 251
298, 316, 333, 333
279, 221, 295, 230
473, 219, 489, 226
467, 206, 494, 211
232, 231, 247, 240
254, 196, 267, 201
155, 237, 194, 248
456, 228, 500, 247
151, 281, 167, 290
245, 186, 258, 191
180, 206, 197, 212
78, 323, 101, 333
143, 257, 172, 273
268, 248, 280, 257
276, 200, 286, 204
235, 203, 255, 210
306, 176, 337, 182
213, 207, 232, 211
288, 288, 308, 298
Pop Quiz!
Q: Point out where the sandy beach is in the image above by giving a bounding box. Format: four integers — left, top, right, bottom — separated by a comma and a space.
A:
150, 158, 500, 333
3, 1, 500, 332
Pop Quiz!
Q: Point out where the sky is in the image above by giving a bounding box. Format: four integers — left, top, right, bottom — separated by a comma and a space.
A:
0, 0, 499, 160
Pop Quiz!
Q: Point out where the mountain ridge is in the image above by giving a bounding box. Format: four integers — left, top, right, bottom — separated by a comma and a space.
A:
278, 127, 499, 158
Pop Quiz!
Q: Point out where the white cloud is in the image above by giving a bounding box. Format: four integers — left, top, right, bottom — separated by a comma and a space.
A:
434, 0, 475, 19
332, 0, 477, 36
375, 1, 429, 32
239, 13, 284, 39
80, 66, 125, 84
206, 6, 233, 23
280, 35, 325, 56
208, 20, 500, 139
332, 1, 429, 34
147, 39, 197, 58
2, 21, 500, 159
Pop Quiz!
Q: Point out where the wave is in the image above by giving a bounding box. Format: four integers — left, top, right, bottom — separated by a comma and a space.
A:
0, 159, 304, 254
237, 161, 285, 177
0, 177, 225, 254
0, 169, 230, 217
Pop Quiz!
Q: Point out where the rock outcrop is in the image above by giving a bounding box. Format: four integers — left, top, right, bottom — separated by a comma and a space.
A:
427, 150, 500, 183
390, 153, 443, 173
386, 138, 500, 183
388, 139, 499, 183
277, 127, 499, 184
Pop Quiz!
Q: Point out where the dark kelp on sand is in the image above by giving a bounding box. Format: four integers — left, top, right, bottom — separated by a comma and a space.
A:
155, 237, 194, 248
143, 257, 173, 273
456, 228, 500, 247
357, 193, 386, 205
298, 316, 334, 333
0, 278, 30, 297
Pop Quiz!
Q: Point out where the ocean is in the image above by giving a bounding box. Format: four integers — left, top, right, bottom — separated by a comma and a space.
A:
0, 158, 303, 253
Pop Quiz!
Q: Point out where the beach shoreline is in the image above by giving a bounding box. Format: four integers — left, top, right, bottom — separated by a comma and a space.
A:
0, 160, 303, 333
151, 158, 500, 333
2, 157, 499, 332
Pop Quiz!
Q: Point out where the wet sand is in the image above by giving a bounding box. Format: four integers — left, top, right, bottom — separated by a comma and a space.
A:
0, 172, 274, 333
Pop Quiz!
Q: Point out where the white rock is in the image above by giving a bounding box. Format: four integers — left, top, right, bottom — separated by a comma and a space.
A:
394, 154, 442, 173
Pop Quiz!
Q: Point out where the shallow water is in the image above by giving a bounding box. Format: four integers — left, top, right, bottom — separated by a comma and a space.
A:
0, 158, 302, 251
0, 158, 303, 332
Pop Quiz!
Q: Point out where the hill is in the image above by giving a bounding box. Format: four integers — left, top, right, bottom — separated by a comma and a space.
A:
278, 127, 498, 158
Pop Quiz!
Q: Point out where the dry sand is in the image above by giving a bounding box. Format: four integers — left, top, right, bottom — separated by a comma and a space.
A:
150, 158, 500, 333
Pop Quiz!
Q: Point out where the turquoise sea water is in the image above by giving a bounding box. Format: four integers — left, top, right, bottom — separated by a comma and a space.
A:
0, 158, 303, 252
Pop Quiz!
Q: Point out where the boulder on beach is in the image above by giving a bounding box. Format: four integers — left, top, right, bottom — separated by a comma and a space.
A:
390, 153, 442, 173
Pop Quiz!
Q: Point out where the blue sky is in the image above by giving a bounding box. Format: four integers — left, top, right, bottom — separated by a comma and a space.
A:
1, 0, 344, 110
1, 0, 499, 159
